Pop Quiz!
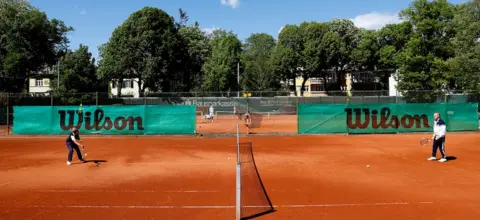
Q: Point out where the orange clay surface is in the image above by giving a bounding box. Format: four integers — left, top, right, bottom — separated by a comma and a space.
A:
0, 125, 10, 135
196, 114, 297, 134
1, 132, 480, 220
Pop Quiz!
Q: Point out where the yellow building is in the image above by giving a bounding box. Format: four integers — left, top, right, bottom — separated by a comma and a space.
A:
294, 77, 327, 97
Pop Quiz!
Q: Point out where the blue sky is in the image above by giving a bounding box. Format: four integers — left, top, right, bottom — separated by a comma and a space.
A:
29, 0, 468, 61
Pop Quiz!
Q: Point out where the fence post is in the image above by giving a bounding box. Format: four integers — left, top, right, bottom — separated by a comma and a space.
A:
143, 91, 147, 105
6, 93, 9, 135
50, 91, 53, 106
246, 94, 249, 112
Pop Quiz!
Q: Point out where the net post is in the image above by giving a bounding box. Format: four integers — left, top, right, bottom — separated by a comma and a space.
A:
236, 124, 240, 161
235, 123, 241, 220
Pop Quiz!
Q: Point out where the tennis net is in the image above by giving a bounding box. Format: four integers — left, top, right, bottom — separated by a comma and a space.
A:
236, 124, 274, 220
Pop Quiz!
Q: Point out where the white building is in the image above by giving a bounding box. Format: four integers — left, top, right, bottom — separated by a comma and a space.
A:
110, 78, 148, 98
389, 70, 402, 97
28, 74, 53, 95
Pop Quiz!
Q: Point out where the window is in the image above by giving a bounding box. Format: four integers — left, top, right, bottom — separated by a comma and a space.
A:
122, 79, 134, 88
35, 79, 43, 87
312, 85, 324, 91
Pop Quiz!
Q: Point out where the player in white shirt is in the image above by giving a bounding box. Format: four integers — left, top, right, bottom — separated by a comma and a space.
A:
204, 105, 214, 122
428, 112, 447, 162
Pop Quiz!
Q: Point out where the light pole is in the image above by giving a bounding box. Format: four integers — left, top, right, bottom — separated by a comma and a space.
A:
57, 59, 60, 88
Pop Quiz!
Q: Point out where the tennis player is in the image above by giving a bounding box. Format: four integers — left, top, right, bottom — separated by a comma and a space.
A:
428, 112, 447, 162
243, 110, 251, 127
66, 127, 86, 165
204, 105, 214, 122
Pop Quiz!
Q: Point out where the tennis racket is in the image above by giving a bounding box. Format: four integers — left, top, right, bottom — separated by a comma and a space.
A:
79, 140, 87, 158
82, 145, 87, 158
420, 138, 431, 146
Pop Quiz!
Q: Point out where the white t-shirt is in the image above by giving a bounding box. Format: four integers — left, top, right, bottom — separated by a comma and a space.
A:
209, 106, 214, 115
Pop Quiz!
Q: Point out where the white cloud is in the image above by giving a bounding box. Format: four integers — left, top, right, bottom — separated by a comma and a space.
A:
80, 9, 87, 15
350, 12, 402, 30
221, 0, 240, 8
202, 26, 219, 35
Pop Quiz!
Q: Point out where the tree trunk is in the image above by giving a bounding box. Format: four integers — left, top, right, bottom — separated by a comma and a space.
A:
137, 77, 143, 98
300, 76, 308, 97
322, 75, 328, 92
117, 79, 122, 97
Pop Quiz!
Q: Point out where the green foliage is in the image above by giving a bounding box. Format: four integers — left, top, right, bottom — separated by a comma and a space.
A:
395, 0, 456, 102
3, 0, 480, 102
301, 22, 330, 92
97, 7, 179, 96
51, 45, 105, 105
178, 24, 211, 92
448, 0, 480, 96
273, 25, 305, 93
241, 33, 278, 91
201, 29, 242, 91
0, 0, 72, 92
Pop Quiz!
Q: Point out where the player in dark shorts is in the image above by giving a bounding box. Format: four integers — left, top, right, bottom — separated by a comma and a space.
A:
243, 111, 251, 127
66, 127, 86, 165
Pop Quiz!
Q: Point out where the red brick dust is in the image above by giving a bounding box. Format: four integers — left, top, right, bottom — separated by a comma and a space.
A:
196, 114, 297, 135
0, 125, 10, 135
1, 133, 480, 220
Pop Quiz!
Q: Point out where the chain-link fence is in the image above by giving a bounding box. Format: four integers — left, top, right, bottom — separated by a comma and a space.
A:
0, 93, 9, 135
3, 90, 479, 135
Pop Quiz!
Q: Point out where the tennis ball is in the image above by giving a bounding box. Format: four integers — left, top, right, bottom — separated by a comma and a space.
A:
367, 165, 370, 168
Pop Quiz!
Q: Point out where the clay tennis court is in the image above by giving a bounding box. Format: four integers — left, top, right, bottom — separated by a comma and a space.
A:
196, 113, 297, 134
1, 131, 480, 220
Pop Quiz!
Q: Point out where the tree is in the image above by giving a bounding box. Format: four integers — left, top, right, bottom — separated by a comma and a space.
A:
376, 22, 413, 70
178, 23, 211, 92
325, 19, 361, 90
273, 24, 304, 94
395, 0, 456, 102
449, 0, 480, 96
97, 7, 180, 96
0, 0, 72, 92
301, 22, 330, 93
241, 33, 278, 91
351, 29, 379, 72
201, 29, 242, 92
51, 45, 106, 104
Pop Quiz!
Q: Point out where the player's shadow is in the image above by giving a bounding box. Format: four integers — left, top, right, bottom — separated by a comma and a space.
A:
86, 159, 108, 164
446, 156, 457, 161
72, 160, 108, 165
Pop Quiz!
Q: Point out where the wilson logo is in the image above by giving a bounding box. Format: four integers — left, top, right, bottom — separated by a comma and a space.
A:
58, 109, 144, 131
345, 107, 430, 129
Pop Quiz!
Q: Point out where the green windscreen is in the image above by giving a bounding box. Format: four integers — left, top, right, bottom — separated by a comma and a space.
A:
13, 105, 196, 135
298, 103, 478, 134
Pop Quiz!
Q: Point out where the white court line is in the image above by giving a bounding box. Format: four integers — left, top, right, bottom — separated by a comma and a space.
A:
0, 182, 11, 187
122, 161, 232, 165
38, 190, 220, 193
19, 202, 435, 209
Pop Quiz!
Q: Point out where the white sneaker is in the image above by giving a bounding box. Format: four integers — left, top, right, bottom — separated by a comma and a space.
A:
438, 158, 447, 163
427, 157, 436, 161
67, 161, 71, 165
